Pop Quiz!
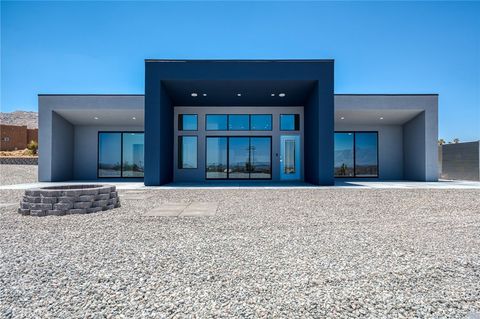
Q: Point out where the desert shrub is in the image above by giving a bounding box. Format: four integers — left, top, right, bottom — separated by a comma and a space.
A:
27, 140, 38, 155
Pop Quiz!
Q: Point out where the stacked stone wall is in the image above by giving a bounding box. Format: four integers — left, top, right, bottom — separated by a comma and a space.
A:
18, 185, 120, 216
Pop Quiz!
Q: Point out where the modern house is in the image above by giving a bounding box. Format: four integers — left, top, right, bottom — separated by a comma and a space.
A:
39, 60, 438, 185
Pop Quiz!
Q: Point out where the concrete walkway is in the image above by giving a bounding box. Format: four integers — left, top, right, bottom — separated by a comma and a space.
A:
1, 179, 480, 190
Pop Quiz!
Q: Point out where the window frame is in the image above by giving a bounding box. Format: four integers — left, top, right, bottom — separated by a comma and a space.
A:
97, 131, 144, 179
205, 136, 272, 180
334, 131, 379, 178
178, 135, 198, 169
178, 114, 198, 131
279, 114, 300, 131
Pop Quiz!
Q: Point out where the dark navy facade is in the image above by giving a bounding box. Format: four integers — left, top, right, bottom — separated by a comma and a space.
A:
144, 60, 335, 186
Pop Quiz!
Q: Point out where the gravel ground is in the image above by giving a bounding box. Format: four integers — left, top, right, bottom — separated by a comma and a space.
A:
0, 165, 37, 186
0, 188, 479, 318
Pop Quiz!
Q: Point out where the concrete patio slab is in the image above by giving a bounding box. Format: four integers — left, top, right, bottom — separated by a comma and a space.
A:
122, 193, 153, 200
179, 201, 218, 217
143, 202, 188, 217
143, 202, 218, 217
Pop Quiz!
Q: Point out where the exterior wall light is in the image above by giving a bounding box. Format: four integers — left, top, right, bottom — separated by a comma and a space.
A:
279, 93, 286, 97
191, 93, 198, 97
237, 93, 242, 97
94, 117, 99, 120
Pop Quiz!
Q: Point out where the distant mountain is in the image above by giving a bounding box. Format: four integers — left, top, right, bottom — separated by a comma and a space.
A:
0, 111, 38, 129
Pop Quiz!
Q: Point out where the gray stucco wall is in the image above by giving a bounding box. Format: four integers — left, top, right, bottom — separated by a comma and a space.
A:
174, 106, 304, 182
50, 111, 74, 181
440, 141, 480, 181
74, 125, 144, 180
403, 112, 426, 181
334, 124, 403, 180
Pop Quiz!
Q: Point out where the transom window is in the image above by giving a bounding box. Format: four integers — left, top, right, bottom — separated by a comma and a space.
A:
178, 114, 197, 131
206, 114, 228, 130
228, 114, 249, 130
334, 131, 378, 178
98, 132, 144, 178
251, 114, 272, 131
280, 114, 300, 131
206, 114, 272, 131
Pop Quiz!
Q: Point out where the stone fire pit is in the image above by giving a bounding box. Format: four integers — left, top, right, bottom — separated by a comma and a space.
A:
18, 185, 120, 216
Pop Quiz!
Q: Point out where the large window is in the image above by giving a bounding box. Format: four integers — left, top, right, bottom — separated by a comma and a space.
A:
334, 131, 378, 178
355, 132, 378, 177
98, 132, 144, 178
280, 114, 300, 131
178, 114, 197, 131
178, 136, 198, 169
206, 136, 271, 179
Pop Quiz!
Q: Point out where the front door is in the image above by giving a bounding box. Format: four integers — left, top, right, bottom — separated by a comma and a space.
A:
280, 135, 300, 180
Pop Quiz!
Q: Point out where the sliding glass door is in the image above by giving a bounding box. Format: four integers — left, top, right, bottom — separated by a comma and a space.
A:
98, 132, 144, 178
206, 136, 271, 180
334, 133, 354, 177
334, 131, 378, 178
206, 137, 228, 179
229, 137, 250, 179
355, 132, 378, 177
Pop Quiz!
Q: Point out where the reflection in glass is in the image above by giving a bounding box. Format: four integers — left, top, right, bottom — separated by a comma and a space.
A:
334, 133, 354, 177
178, 136, 197, 169
250, 115, 272, 131
206, 114, 227, 130
178, 114, 197, 131
250, 137, 271, 178
228, 115, 249, 130
280, 114, 299, 131
355, 133, 378, 177
228, 137, 250, 179
284, 140, 296, 174
122, 133, 144, 177
206, 137, 228, 179
98, 133, 122, 177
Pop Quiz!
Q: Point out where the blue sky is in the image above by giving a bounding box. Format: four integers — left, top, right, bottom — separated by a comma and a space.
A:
1, 1, 479, 142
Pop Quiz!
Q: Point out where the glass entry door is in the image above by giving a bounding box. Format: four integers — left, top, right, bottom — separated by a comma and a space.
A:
280, 135, 301, 180
206, 136, 272, 180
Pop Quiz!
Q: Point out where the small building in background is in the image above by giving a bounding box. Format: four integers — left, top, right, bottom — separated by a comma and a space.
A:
0, 124, 38, 151
439, 141, 480, 181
